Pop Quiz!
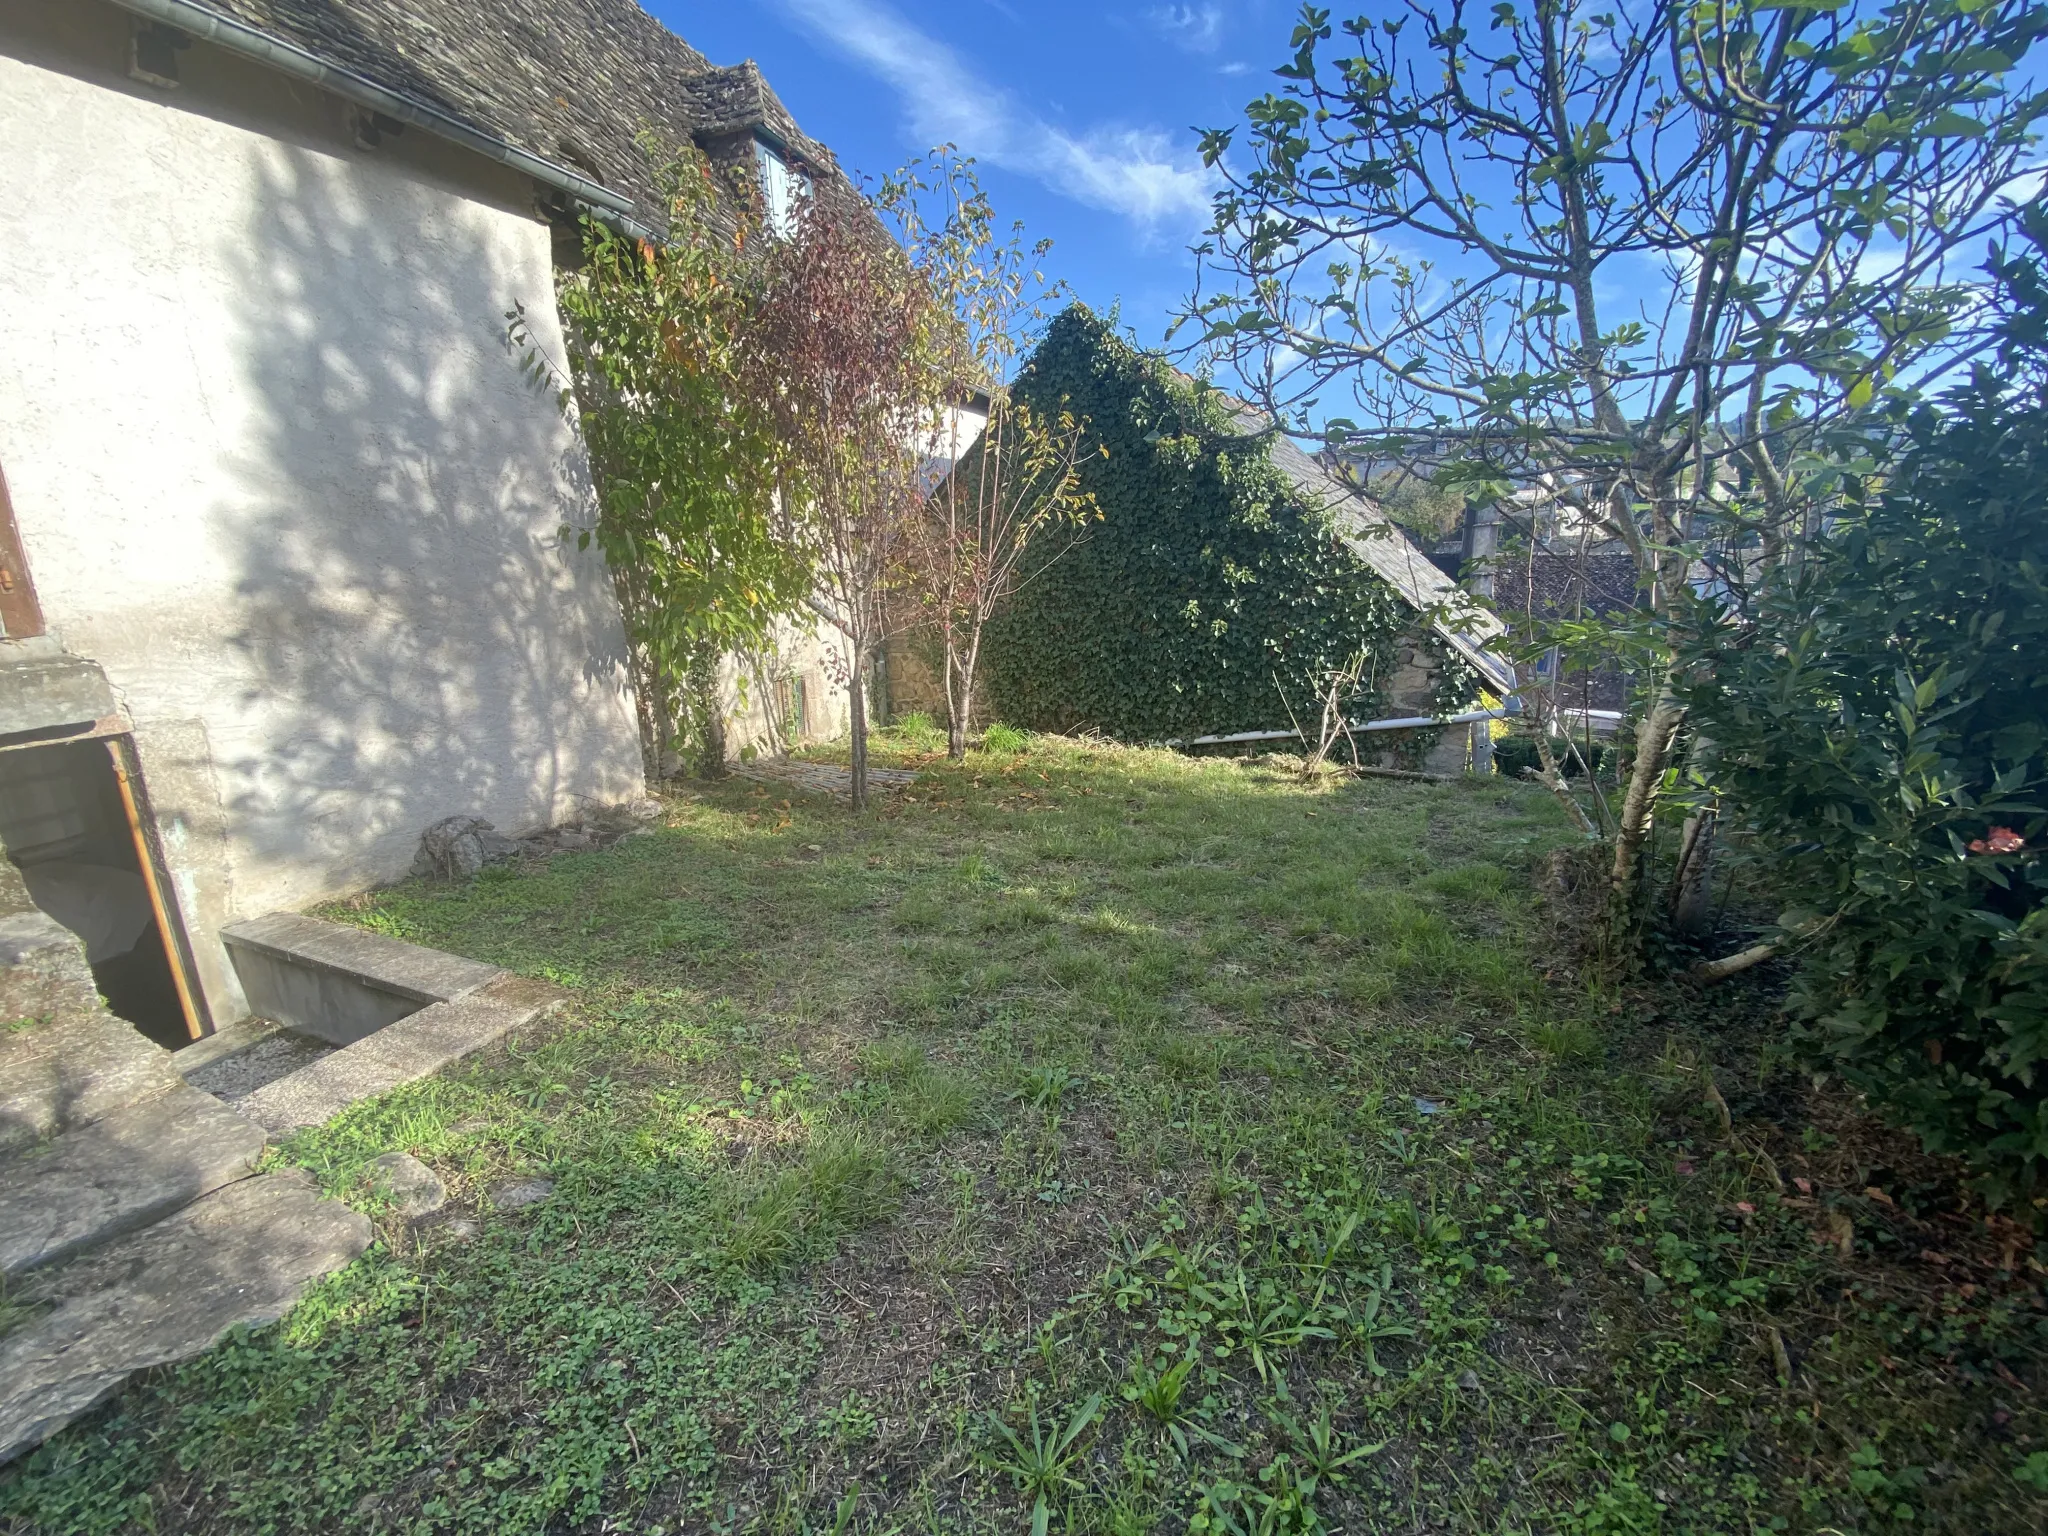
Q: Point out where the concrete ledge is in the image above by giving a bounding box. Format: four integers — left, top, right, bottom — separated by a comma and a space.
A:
238, 974, 571, 1134
221, 913, 506, 1046
0, 646, 116, 738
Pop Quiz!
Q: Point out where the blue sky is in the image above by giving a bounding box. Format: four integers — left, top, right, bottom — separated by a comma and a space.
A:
651, 0, 1296, 350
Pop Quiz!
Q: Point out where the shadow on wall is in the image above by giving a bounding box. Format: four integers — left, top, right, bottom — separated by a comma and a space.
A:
211, 146, 638, 904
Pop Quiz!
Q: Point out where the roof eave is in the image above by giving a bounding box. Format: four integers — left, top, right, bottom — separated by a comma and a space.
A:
107, 0, 657, 240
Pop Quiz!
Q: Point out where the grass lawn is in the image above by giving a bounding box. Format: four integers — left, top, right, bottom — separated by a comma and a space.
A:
4, 731, 2044, 1534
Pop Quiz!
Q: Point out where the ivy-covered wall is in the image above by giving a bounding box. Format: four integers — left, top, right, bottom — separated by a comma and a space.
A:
984, 305, 1457, 742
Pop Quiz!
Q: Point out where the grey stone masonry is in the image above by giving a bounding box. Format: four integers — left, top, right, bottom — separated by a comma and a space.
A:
0, 1171, 372, 1464
239, 973, 571, 1134
0, 1085, 267, 1276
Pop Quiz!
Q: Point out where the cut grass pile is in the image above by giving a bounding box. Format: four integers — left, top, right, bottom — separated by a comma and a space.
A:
2, 733, 2043, 1534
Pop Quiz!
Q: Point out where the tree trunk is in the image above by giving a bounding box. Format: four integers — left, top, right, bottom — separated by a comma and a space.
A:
686, 646, 726, 780
1609, 694, 1686, 896
947, 630, 982, 761
1670, 809, 1718, 937
848, 636, 870, 810
945, 633, 968, 760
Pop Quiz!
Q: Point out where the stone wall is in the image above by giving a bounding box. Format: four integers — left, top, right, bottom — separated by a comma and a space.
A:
0, 2, 645, 1024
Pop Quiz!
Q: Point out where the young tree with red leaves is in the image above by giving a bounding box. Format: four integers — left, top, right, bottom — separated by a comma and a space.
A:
884, 150, 1098, 760
746, 201, 944, 808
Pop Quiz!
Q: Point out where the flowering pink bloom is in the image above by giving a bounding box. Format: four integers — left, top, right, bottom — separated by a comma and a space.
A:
1969, 826, 2026, 855
1675, 1159, 1695, 1176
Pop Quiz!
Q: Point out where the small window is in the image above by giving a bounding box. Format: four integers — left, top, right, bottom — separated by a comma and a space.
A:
129, 21, 188, 89
754, 139, 810, 239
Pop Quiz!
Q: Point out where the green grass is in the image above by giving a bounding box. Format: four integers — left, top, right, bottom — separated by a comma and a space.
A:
3, 732, 2043, 1534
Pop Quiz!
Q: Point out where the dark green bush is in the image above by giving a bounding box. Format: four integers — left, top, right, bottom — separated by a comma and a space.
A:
985, 306, 1430, 741
1687, 232, 2048, 1208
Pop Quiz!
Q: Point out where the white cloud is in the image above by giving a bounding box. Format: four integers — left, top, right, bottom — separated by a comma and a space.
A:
775, 0, 1216, 233
1148, 3, 1225, 53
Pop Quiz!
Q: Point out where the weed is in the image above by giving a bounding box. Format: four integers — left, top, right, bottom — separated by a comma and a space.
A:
982, 1390, 1104, 1534
889, 711, 945, 752
1015, 1062, 1081, 1109
981, 722, 1029, 754
721, 1130, 899, 1272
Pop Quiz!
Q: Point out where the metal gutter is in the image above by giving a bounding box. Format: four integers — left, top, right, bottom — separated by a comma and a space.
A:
107, 0, 655, 237
1176, 707, 1513, 750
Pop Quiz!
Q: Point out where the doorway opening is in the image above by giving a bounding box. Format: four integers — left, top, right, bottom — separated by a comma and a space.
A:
0, 736, 203, 1048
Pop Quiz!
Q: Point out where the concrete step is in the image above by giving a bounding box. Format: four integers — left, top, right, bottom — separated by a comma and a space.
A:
0, 1170, 372, 1465
221, 912, 506, 1045
170, 1015, 282, 1078
239, 974, 570, 1134
0, 1085, 268, 1277
0, 996, 181, 1159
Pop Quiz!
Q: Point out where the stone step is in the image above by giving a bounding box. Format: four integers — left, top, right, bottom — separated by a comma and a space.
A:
0, 995, 181, 1159
0, 1170, 372, 1465
0, 1085, 268, 1277
239, 974, 570, 1134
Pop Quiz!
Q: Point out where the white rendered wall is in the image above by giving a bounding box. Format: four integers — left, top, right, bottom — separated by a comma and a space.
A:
0, 4, 644, 1019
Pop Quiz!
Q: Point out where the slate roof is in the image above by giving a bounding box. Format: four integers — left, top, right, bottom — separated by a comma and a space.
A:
1218, 402, 1518, 694
154, 0, 839, 234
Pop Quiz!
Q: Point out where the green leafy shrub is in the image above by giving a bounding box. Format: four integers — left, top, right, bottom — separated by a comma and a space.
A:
1687, 231, 2048, 1207
984, 306, 1418, 741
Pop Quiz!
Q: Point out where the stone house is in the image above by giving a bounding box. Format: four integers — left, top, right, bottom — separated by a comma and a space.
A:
0, 0, 852, 1045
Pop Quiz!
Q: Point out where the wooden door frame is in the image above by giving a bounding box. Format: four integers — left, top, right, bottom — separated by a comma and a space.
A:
0, 461, 46, 640
105, 734, 209, 1041
0, 722, 212, 1040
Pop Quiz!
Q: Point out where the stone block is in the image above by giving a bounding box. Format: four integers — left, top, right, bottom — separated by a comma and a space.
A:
0, 644, 115, 737
0, 910, 106, 1030
221, 912, 505, 1046
368, 1151, 445, 1219
0, 1171, 372, 1464
0, 1006, 179, 1157
0, 1085, 266, 1275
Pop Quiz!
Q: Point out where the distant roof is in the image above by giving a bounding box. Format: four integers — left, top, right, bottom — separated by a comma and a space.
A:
1219, 403, 1518, 694
132, 0, 838, 234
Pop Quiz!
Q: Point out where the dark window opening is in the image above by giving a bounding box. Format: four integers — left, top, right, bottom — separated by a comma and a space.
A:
0, 739, 194, 1048
129, 21, 189, 90
350, 106, 407, 151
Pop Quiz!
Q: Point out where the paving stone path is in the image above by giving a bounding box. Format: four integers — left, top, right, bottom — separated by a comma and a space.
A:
732, 758, 918, 800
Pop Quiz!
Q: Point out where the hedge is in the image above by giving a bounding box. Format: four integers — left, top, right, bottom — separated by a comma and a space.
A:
983, 306, 1440, 742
